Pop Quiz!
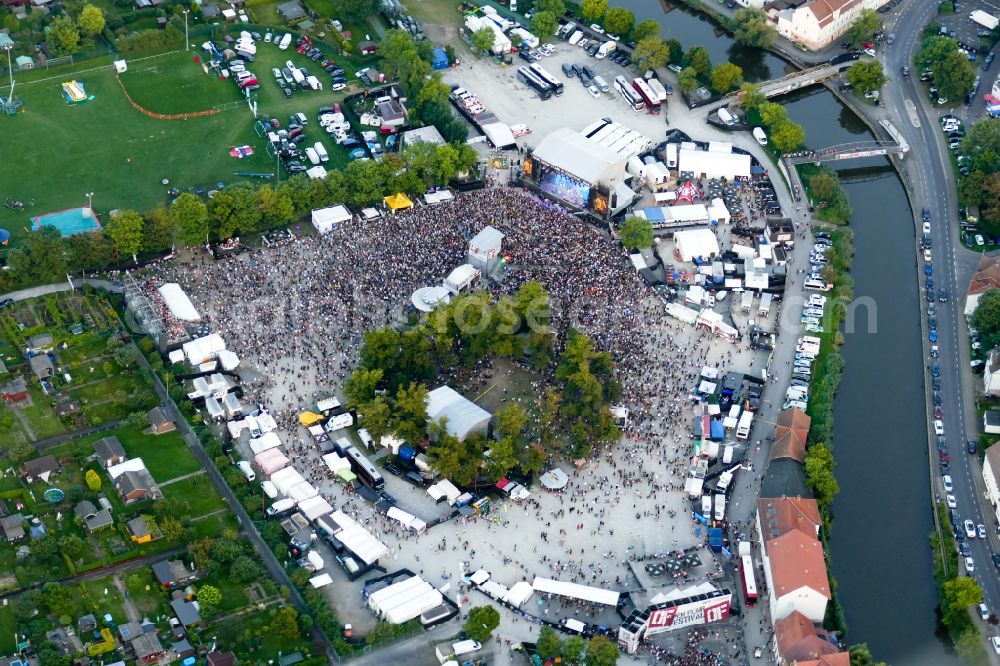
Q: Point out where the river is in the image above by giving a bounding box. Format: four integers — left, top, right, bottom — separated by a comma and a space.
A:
613, 1, 953, 662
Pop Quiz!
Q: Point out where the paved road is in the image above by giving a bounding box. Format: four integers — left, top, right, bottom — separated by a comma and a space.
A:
880, 0, 1000, 652
0, 278, 121, 303
133, 349, 337, 660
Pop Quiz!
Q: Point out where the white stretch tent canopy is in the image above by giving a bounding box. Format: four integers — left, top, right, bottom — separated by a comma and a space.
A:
469, 570, 490, 585
386, 506, 427, 533
288, 481, 319, 503
424, 190, 455, 205
309, 574, 333, 588
311, 205, 351, 234
326, 510, 388, 564
322, 453, 352, 472
678, 147, 751, 180
674, 228, 720, 262
481, 122, 517, 150
183, 334, 226, 365
539, 468, 569, 490
481, 580, 509, 600
158, 283, 201, 321
504, 581, 534, 607
254, 448, 289, 476
249, 431, 283, 455
298, 495, 334, 520
426, 386, 491, 441
270, 467, 305, 495
427, 479, 462, 504
532, 577, 620, 606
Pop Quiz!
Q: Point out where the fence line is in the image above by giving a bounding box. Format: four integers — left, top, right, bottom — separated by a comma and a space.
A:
115, 72, 220, 120
18, 50, 183, 88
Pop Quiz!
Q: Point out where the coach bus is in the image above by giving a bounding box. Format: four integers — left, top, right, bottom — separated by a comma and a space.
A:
632, 78, 661, 114
614, 75, 645, 111
344, 446, 386, 491
739, 553, 758, 606
528, 64, 564, 96
517, 66, 553, 100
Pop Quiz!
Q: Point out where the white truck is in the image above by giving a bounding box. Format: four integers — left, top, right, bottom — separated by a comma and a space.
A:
266, 497, 296, 517
736, 411, 754, 440
970, 10, 999, 31
596, 40, 617, 59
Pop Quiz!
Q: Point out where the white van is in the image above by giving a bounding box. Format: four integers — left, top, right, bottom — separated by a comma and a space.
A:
568, 30, 584, 45
593, 75, 609, 92
235, 70, 253, 82
313, 141, 329, 162
305, 146, 320, 165
718, 107, 736, 126
266, 497, 296, 517
753, 127, 768, 146
452, 641, 481, 657
237, 460, 256, 482
358, 428, 375, 449
803, 278, 833, 292
278, 33, 292, 50
306, 75, 322, 91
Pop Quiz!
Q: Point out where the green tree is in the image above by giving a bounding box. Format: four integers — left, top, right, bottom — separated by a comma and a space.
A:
333, 0, 376, 22
916, 35, 957, 71
42, 582, 77, 617
463, 605, 501, 642
535, 0, 565, 15
197, 584, 222, 611
85, 469, 101, 491
37, 642, 69, 666
160, 516, 184, 541
632, 18, 660, 41
394, 382, 429, 444
758, 101, 787, 126
172, 193, 209, 247
602, 7, 634, 36
684, 45, 711, 77
677, 67, 699, 93
13, 589, 41, 620
958, 118, 1000, 177
345, 368, 384, 406
632, 37, 669, 70
4, 15, 20, 34
733, 8, 776, 47
561, 635, 587, 663
972, 289, 1000, 349
846, 8, 880, 45
359, 396, 393, 444
959, 170, 987, 206
804, 442, 839, 506
619, 216, 653, 250
78, 4, 105, 35
769, 118, 805, 152
738, 82, 766, 111
258, 184, 294, 228
935, 48, 975, 103
710, 61, 744, 93
585, 635, 619, 666
9, 225, 67, 288
955, 628, 988, 663
59, 535, 85, 558
231, 555, 262, 582
485, 436, 518, 480
537, 626, 561, 659
48, 16, 80, 56
848, 644, 887, 666
941, 576, 983, 625
809, 170, 840, 203
471, 26, 496, 53
142, 206, 177, 251
427, 424, 464, 478
5, 439, 33, 463
343, 159, 388, 208
665, 38, 683, 65
847, 60, 887, 92
531, 11, 559, 42
581, 0, 607, 22
106, 209, 144, 260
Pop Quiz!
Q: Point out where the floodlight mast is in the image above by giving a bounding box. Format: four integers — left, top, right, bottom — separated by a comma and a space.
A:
3, 44, 14, 106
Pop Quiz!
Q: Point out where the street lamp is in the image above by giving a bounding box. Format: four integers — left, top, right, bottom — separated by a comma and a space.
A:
2, 42, 13, 108
85, 192, 94, 211
183, 9, 190, 51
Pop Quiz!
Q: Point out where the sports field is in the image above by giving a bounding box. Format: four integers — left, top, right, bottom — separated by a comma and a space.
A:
0, 41, 363, 248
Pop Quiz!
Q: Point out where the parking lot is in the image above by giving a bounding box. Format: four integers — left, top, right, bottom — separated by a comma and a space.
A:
933, 0, 1000, 50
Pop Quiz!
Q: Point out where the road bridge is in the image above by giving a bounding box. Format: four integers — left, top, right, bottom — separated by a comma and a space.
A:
703, 60, 859, 112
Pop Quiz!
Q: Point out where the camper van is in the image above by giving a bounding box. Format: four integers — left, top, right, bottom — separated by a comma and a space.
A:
314, 142, 329, 162
753, 127, 768, 146
236, 460, 256, 482
596, 41, 617, 59
305, 146, 320, 165
278, 33, 293, 50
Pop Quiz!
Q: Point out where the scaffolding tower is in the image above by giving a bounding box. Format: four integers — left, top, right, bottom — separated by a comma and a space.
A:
123, 272, 164, 338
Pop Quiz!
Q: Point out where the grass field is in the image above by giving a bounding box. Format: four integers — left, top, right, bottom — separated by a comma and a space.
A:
162, 473, 226, 516
0, 37, 367, 248
0, 606, 16, 654
63, 424, 202, 481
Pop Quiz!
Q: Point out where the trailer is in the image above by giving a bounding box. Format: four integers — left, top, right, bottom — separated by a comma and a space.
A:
740, 290, 754, 312
647, 78, 667, 102
970, 10, 999, 30
757, 292, 773, 316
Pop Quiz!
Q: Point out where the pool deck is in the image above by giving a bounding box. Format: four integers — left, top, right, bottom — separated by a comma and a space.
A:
31, 206, 102, 235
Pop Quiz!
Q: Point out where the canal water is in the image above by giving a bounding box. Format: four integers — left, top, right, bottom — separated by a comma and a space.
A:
614, 1, 954, 662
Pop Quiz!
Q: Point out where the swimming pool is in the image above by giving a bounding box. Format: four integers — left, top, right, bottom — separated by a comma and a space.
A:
31, 207, 102, 236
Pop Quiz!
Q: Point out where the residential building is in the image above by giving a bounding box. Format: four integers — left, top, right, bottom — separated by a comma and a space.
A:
108, 459, 160, 503
172, 638, 197, 659
964, 257, 1000, 318
984, 444, 1000, 525
29, 354, 54, 380
771, 408, 811, 463
152, 559, 198, 589
770, 0, 891, 51
127, 516, 155, 543
0, 514, 24, 541
78, 614, 97, 634
130, 633, 165, 664
171, 598, 202, 628
1, 377, 28, 403
26, 333, 53, 351
145, 406, 177, 435
986, 349, 1000, 396
773, 610, 848, 664
93, 436, 127, 468
74, 501, 113, 532
757, 497, 822, 541
54, 397, 81, 416
22, 455, 59, 480
207, 651, 238, 666
986, 410, 1000, 435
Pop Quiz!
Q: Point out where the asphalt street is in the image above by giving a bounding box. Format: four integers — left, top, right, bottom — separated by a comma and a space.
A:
881, 0, 1000, 646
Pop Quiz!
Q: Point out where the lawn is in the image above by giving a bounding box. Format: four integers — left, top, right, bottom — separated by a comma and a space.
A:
63, 424, 201, 482
79, 577, 130, 623
162, 473, 226, 516
0, 606, 16, 654
19, 385, 66, 439
0, 34, 374, 249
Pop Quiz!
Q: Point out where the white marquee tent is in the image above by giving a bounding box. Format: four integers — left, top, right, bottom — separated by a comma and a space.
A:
157, 283, 201, 321
532, 577, 620, 606
326, 510, 389, 564
254, 448, 289, 476
270, 467, 305, 496
299, 495, 334, 520
311, 205, 352, 234
426, 386, 491, 441
674, 228, 720, 262
182, 334, 226, 365
249, 431, 283, 455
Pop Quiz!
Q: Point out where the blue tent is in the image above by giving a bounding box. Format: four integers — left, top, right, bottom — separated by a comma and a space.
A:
431, 47, 449, 70
0, 228, 9, 244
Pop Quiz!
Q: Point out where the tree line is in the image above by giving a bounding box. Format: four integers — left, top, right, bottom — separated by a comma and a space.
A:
0, 141, 477, 292
342, 282, 622, 485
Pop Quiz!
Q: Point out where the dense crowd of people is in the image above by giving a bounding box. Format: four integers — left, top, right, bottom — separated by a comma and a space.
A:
148, 187, 769, 664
